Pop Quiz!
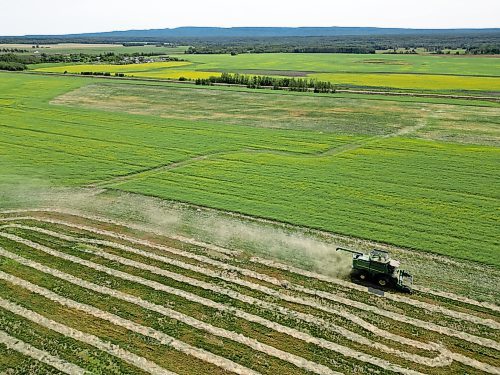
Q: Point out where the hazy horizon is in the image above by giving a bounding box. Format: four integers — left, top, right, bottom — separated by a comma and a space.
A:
2, 0, 499, 36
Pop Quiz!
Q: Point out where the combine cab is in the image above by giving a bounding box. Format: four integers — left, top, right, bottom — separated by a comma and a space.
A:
337, 247, 413, 293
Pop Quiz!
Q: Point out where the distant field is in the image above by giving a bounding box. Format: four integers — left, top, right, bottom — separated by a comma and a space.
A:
0, 42, 187, 55
32, 52, 500, 91
1, 72, 499, 265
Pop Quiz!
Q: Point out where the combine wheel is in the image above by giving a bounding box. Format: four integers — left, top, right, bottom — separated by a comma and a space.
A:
377, 277, 389, 287
358, 272, 368, 281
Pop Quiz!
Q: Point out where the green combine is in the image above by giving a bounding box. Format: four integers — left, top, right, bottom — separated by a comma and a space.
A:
337, 247, 413, 293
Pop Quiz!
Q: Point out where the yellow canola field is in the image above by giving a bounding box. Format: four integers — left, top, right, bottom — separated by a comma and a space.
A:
35, 61, 192, 73
311, 72, 500, 91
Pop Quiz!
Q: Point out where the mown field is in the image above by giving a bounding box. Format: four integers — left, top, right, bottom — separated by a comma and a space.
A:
0, 210, 498, 374
33, 52, 500, 91
0, 72, 498, 266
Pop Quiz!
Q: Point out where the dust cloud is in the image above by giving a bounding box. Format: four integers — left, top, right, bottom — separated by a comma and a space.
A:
0, 180, 352, 279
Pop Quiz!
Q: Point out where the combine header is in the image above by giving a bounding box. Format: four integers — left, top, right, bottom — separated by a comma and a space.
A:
337, 247, 413, 293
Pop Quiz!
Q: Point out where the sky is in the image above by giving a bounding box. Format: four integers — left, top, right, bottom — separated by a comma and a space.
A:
2, 0, 499, 36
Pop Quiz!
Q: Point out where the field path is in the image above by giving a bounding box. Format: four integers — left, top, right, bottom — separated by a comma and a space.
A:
87, 117, 426, 189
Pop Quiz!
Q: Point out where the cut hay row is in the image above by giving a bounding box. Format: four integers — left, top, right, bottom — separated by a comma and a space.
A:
4, 217, 497, 353
4, 215, 495, 331
0, 330, 87, 375
1, 217, 499, 373
0, 255, 430, 375
2, 234, 439, 375
0, 297, 177, 375
2, 209, 496, 313
73, 242, 452, 369
0, 270, 258, 375
2, 229, 494, 373
2, 220, 497, 356
11, 223, 451, 366
0, 222, 443, 352
0, 243, 339, 375
412, 286, 500, 313
9, 229, 498, 374
250, 257, 500, 324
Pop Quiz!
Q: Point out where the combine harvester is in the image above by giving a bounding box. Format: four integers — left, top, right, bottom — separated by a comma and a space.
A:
337, 247, 413, 293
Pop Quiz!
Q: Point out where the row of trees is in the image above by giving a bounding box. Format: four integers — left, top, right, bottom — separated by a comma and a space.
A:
0, 61, 26, 71
195, 73, 335, 93
1, 48, 29, 53
79, 72, 125, 77
0, 52, 184, 70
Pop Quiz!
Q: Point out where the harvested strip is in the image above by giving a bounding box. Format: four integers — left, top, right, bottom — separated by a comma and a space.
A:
0, 221, 474, 352
0, 266, 425, 375
251, 257, 500, 328
0, 223, 442, 351
0, 297, 176, 375
0, 270, 258, 375
0, 243, 338, 375
0, 330, 86, 375
8, 215, 497, 330
5, 212, 497, 326
6, 218, 497, 351
413, 285, 500, 313
74, 242, 449, 370
450, 352, 500, 375
17, 223, 450, 367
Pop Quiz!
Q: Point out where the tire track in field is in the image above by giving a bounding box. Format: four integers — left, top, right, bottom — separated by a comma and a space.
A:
0, 270, 258, 375
85, 112, 427, 188
2, 216, 498, 351
0, 243, 338, 375
0, 330, 86, 375
11, 224, 448, 369
0, 297, 176, 375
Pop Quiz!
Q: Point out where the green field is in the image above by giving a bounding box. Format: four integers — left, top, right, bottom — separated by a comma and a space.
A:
0, 72, 498, 265
33, 52, 500, 91
0, 43, 187, 55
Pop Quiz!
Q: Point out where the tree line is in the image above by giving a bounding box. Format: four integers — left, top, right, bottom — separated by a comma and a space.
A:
0, 52, 185, 71
195, 72, 335, 93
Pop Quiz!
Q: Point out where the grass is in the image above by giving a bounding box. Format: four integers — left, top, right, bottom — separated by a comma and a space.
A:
31, 52, 500, 91
0, 71, 498, 266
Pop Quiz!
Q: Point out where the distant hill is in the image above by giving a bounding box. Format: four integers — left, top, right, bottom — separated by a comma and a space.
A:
12, 26, 500, 39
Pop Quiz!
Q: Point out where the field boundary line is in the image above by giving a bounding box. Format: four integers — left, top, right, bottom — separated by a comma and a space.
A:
0, 297, 176, 375
0, 241, 340, 375
0, 270, 259, 375
0, 330, 87, 375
